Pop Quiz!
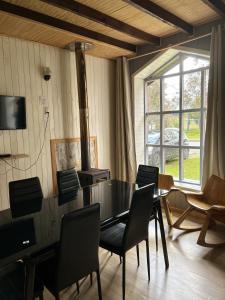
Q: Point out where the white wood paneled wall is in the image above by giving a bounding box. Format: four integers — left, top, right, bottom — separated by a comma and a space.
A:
0, 36, 116, 210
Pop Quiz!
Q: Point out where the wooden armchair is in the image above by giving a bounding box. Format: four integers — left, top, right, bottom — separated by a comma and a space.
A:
158, 174, 175, 226
164, 175, 225, 247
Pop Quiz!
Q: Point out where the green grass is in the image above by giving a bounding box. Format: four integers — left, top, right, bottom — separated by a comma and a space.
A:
165, 155, 200, 181
165, 160, 179, 178
184, 128, 200, 140
183, 119, 200, 140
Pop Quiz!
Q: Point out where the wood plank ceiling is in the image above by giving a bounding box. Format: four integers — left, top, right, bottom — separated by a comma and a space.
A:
0, 0, 221, 59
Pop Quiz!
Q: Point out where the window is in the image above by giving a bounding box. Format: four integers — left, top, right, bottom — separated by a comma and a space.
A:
145, 54, 209, 185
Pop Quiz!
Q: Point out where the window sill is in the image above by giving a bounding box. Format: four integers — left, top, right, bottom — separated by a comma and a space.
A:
174, 181, 201, 192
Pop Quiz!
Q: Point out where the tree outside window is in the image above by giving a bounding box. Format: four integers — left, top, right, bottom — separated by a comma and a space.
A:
145, 54, 209, 185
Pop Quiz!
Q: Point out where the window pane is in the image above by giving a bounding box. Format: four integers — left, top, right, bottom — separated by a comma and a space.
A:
183, 56, 209, 72
182, 112, 200, 147
146, 115, 160, 145
146, 146, 160, 168
164, 63, 180, 75
204, 69, 209, 108
163, 114, 179, 145
164, 148, 179, 180
162, 76, 180, 111
146, 80, 160, 112
183, 71, 201, 110
183, 149, 200, 183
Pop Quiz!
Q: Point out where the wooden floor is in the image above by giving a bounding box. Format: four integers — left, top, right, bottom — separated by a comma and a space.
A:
44, 218, 225, 300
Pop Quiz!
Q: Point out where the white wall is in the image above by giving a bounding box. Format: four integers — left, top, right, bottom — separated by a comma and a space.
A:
0, 36, 116, 210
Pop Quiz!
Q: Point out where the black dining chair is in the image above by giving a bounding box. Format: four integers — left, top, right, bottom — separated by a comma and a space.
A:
136, 165, 159, 251
57, 168, 80, 204
37, 203, 102, 300
136, 165, 159, 190
0, 261, 44, 300
9, 177, 43, 218
100, 183, 155, 300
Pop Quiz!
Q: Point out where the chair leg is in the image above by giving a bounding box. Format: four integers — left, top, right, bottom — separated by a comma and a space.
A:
136, 244, 140, 267
120, 256, 122, 264
90, 272, 93, 286
39, 293, 44, 300
173, 206, 202, 231
96, 269, 102, 300
122, 254, 126, 300
155, 217, 158, 252
146, 239, 150, 282
76, 281, 80, 294
208, 218, 216, 228
197, 214, 225, 247
162, 196, 173, 226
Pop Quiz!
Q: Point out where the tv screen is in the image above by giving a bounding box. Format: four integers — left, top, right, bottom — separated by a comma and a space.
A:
0, 96, 26, 130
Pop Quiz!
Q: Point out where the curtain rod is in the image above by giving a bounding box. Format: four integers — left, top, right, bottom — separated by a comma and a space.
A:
128, 32, 212, 61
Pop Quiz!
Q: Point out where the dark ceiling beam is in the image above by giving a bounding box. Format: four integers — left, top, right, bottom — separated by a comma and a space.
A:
125, 0, 194, 35
0, 0, 136, 52
202, 0, 225, 18
41, 0, 160, 45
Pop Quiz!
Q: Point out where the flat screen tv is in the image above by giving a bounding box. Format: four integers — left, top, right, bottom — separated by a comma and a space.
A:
0, 96, 26, 130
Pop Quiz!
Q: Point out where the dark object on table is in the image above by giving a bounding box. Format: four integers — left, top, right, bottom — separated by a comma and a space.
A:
100, 183, 155, 300
57, 168, 80, 205
37, 203, 102, 300
78, 168, 110, 187
0, 218, 36, 259
9, 177, 43, 218
0, 261, 43, 300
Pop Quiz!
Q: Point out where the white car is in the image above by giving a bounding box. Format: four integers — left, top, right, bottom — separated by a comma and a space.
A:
148, 128, 189, 166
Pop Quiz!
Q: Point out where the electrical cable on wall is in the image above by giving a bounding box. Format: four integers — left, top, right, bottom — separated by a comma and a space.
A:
0, 112, 49, 172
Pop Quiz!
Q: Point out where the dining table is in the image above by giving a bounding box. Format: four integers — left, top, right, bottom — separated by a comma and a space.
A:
0, 179, 169, 300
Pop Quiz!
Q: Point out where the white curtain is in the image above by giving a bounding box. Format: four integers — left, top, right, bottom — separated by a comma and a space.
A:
202, 25, 225, 186
115, 57, 137, 182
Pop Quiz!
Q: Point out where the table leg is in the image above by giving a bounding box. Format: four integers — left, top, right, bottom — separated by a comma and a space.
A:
157, 203, 169, 269
25, 261, 35, 300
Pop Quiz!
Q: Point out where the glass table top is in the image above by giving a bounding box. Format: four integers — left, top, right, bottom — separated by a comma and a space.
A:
0, 180, 167, 266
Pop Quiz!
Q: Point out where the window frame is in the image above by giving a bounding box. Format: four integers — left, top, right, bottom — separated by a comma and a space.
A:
144, 53, 209, 186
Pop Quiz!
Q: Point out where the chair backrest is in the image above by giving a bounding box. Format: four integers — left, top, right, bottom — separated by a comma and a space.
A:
158, 174, 174, 190
136, 165, 159, 191
203, 175, 225, 206
9, 177, 43, 217
56, 203, 100, 292
57, 168, 80, 204
123, 184, 155, 251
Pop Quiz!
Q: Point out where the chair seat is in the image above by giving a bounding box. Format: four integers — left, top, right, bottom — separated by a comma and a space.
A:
187, 197, 211, 211
0, 262, 43, 300
100, 223, 126, 254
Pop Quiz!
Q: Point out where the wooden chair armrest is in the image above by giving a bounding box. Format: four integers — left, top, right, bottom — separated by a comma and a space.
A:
169, 187, 203, 197
170, 187, 181, 192
208, 205, 225, 212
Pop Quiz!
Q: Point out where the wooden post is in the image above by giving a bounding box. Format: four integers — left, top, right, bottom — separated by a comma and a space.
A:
75, 42, 91, 171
